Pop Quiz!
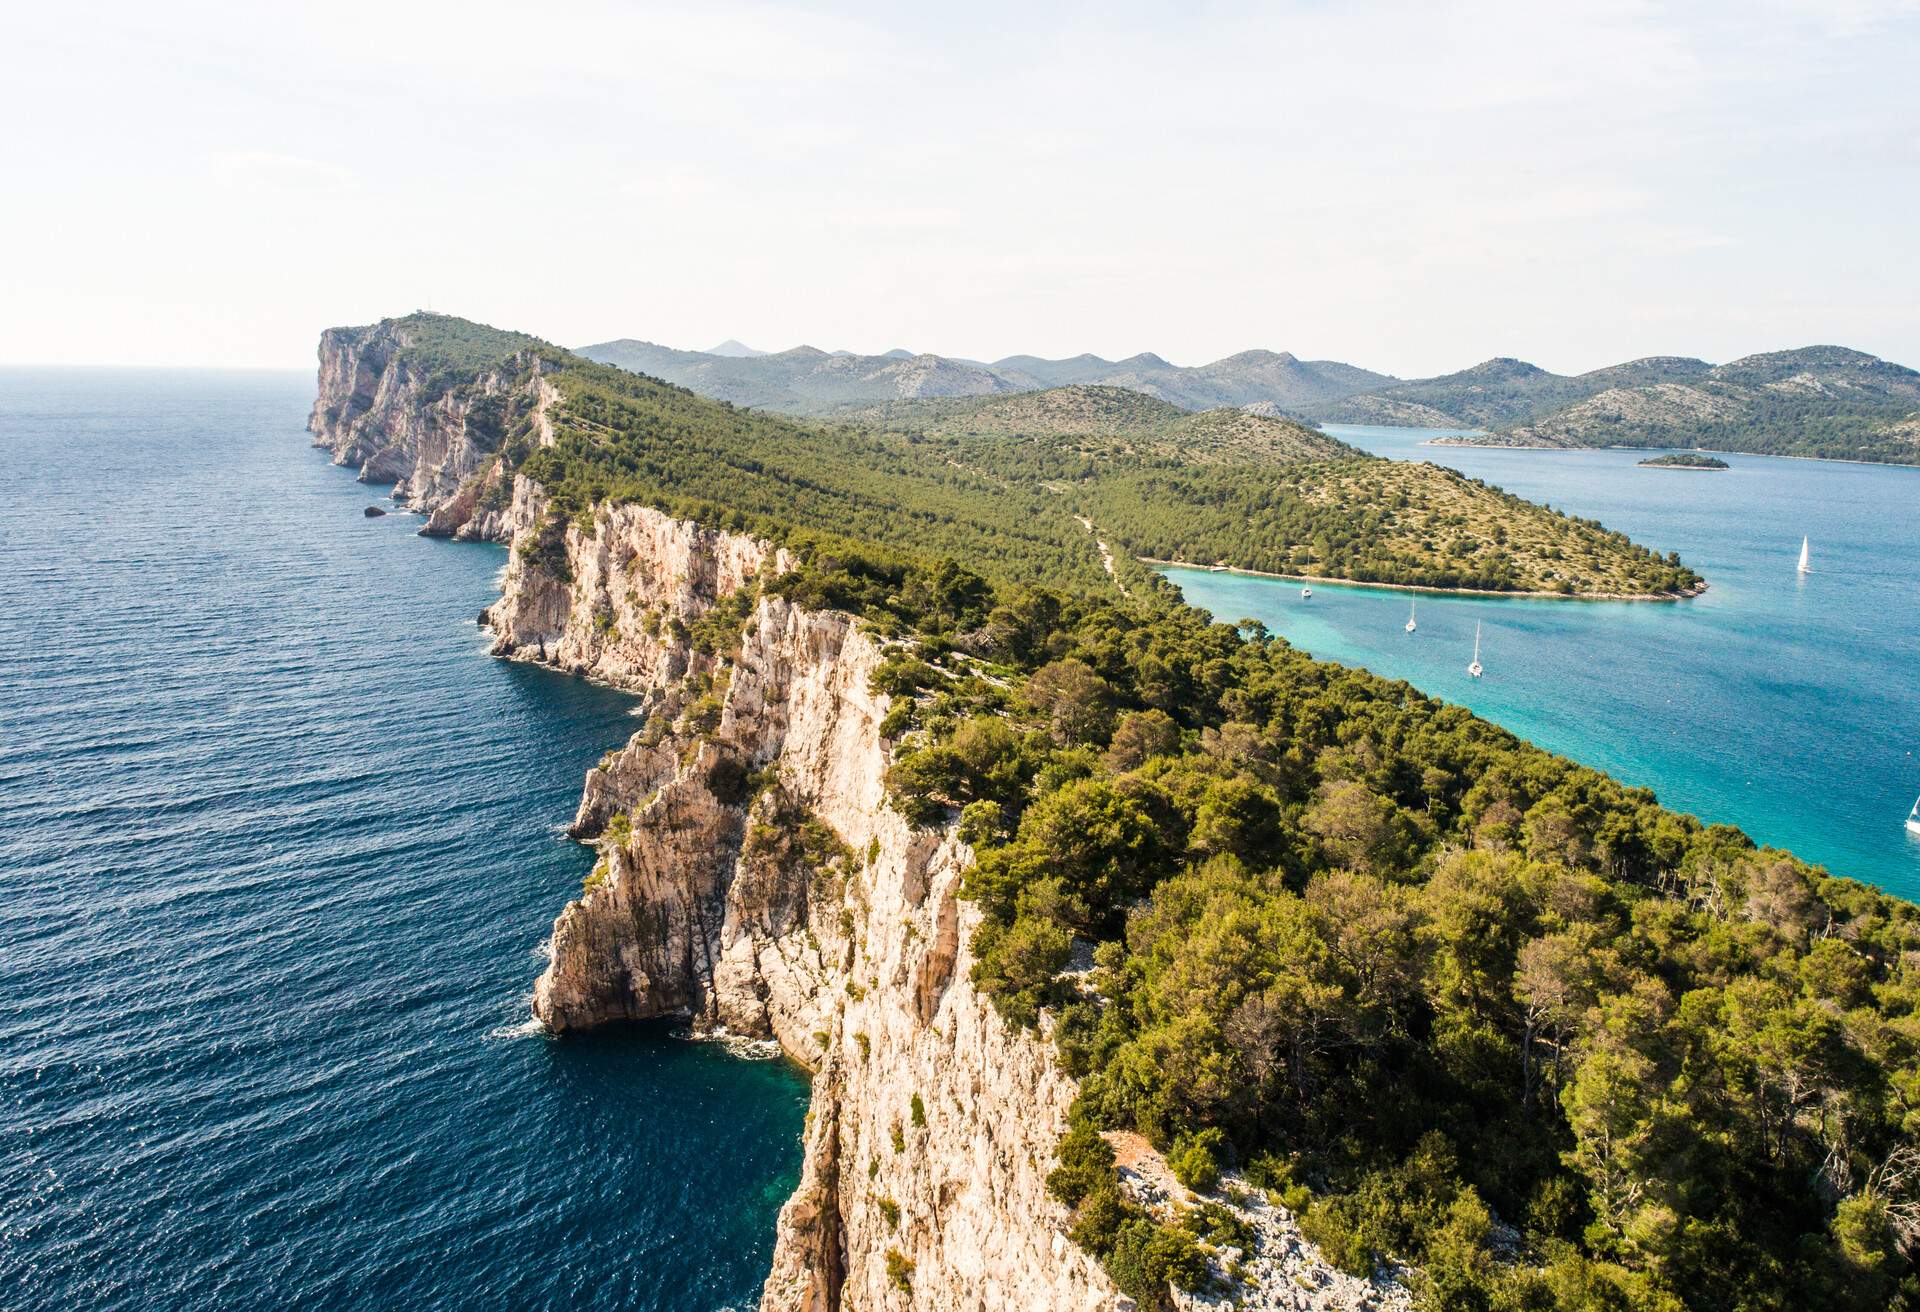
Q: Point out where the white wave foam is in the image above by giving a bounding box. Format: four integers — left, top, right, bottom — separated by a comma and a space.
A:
487, 1016, 548, 1041
697, 1026, 783, 1061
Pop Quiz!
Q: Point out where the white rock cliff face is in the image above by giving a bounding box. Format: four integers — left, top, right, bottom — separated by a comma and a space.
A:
309, 321, 557, 538
483, 497, 1123, 1311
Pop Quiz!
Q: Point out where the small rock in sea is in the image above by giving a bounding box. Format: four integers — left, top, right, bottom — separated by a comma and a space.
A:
364, 505, 387, 517
476, 609, 491, 626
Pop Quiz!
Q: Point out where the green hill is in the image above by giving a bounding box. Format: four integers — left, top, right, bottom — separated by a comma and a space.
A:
838, 385, 1357, 465
1311, 356, 1714, 430
1487, 347, 1920, 462
1315, 346, 1920, 465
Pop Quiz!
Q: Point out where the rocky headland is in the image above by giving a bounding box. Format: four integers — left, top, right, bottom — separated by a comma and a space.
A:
310, 318, 1410, 1312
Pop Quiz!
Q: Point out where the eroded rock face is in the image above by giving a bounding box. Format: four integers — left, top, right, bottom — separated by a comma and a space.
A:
495, 503, 1125, 1312
316, 342, 1397, 1309
308, 322, 557, 536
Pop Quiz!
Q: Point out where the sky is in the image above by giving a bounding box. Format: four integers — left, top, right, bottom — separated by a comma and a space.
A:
3, 0, 1918, 375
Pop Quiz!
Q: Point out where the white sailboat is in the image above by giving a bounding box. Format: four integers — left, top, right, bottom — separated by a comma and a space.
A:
1405, 599, 1417, 634
1907, 795, 1920, 836
1797, 536, 1811, 574
1300, 585, 1311, 599
1467, 621, 1483, 678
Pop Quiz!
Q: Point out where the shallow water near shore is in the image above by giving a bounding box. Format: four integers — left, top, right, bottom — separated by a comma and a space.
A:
0, 369, 807, 1311
1168, 424, 1920, 900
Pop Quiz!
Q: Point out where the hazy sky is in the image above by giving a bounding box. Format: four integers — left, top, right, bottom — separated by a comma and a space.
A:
4, 1, 1918, 374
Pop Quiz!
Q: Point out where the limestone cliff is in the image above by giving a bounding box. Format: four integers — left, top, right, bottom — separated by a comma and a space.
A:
484, 499, 1122, 1311
315, 327, 1404, 1309
308, 319, 557, 538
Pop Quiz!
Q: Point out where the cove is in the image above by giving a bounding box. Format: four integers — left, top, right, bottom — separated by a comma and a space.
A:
1165, 425, 1920, 902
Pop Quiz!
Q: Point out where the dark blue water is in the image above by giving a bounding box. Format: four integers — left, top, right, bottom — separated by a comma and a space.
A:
0, 369, 806, 1311
1169, 424, 1920, 900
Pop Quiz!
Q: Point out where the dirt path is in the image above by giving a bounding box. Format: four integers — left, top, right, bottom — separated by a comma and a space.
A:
1074, 514, 1129, 597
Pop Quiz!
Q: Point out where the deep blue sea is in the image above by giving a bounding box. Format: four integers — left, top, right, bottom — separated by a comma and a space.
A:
0, 369, 806, 1311
1168, 424, 1920, 902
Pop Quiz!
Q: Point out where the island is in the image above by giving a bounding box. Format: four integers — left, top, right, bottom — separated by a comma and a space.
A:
310, 313, 1912, 1312
1325, 347, 1920, 466
1638, 452, 1730, 470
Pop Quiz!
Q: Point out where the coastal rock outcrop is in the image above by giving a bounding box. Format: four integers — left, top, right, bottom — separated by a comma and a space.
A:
489, 501, 1123, 1311
309, 320, 557, 537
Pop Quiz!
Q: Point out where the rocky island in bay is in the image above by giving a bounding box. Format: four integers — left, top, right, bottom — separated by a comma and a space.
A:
1637, 453, 1730, 470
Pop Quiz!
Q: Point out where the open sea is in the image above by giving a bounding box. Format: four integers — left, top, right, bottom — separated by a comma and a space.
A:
0, 369, 806, 1311
1168, 424, 1920, 902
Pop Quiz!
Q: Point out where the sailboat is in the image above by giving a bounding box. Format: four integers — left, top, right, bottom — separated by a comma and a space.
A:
1797, 536, 1811, 574
1907, 795, 1920, 836
1300, 585, 1312, 599
1405, 599, 1417, 634
1467, 621, 1483, 678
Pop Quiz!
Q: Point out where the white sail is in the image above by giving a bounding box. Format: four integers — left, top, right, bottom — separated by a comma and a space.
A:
1798, 536, 1811, 573
1468, 621, 1483, 678
1406, 599, 1417, 634
1908, 794, 1920, 835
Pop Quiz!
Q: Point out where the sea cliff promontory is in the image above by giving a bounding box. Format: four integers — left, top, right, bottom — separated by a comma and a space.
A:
313, 314, 1920, 1312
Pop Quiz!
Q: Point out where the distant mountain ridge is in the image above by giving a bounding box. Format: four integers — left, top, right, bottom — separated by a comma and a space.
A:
577, 338, 1395, 416
580, 334, 1920, 465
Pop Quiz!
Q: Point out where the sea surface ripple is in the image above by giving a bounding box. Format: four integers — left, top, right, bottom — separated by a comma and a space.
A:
0, 368, 806, 1311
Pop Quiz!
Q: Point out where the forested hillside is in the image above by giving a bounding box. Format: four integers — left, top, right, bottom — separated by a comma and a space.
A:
879, 587, 1920, 1312
837, 385, 1357, 464
349, 312, 1920, 1311
394, 314, 1701, 598
846, 388, 1699, 596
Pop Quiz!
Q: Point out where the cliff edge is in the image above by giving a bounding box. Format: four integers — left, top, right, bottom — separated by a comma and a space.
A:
482, 492, 1122, 1311
309, 317, 556, 539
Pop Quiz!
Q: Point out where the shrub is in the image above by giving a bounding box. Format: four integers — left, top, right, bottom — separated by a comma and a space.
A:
970, 913, 1071, 1028
1105, 1218, 1207, 1305
885, 1248, 914, 1292
1047, 1123, 1117, 1206
1067, 1183, 1136, 1257
1169, 1128, 1226, 1195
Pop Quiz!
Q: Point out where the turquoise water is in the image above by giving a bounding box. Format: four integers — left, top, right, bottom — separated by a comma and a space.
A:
1167, 424, 1920, 901
0, 370, 807, 1310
